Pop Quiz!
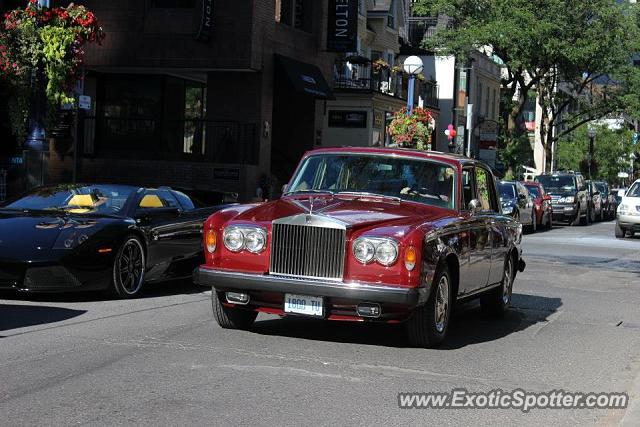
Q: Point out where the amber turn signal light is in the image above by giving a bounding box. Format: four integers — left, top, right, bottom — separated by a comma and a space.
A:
404, 246, 416, 271
206, 229, 217, 253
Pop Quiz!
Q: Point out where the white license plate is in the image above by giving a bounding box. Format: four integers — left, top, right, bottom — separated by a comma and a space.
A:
284, 294, 323, 317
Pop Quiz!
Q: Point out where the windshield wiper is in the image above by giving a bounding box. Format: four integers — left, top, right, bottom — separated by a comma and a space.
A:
336, 191, 402, 203
284, 189, 335, 196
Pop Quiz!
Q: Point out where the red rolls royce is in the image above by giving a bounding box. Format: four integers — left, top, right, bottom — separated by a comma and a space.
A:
195, 147, 525, 348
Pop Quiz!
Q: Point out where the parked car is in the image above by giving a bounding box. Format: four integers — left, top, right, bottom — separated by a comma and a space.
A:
616, 179, 640, 238
535, 172, 590, 225
0, 184, 231, 297
522, 181, 553, 229
586, 180, 603, 222
195, 147, 526, 348
498, 181, 536, 231
595, 181, 616, 220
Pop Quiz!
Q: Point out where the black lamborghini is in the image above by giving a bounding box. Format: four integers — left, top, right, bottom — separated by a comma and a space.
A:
0, 184, 233, 297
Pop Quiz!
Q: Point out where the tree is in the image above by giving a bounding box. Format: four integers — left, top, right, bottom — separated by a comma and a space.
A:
413, 0, 640, 170
556, 125, 635, 184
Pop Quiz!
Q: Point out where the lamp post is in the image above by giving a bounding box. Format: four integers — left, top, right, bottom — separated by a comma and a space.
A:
24, 0, 50, 189
403, 56, 423, 115
587, 126, 596, 181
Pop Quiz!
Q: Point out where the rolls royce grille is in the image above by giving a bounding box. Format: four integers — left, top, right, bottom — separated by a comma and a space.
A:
269, 223, 346, 280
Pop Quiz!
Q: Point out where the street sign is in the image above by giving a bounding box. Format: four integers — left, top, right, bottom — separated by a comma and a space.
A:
78, 95, 92, 110
618, 172, 629, 178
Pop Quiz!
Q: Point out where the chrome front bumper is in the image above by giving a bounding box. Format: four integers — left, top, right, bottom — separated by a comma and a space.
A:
194, 268, 428, 306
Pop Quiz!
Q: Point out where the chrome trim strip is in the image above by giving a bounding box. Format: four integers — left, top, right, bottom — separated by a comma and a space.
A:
195, 268, 427, 306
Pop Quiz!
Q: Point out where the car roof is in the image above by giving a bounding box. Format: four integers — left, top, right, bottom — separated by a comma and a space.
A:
303, 146, 477, 167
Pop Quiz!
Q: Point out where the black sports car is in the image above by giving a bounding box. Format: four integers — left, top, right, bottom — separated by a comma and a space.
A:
0, 184, 232, 297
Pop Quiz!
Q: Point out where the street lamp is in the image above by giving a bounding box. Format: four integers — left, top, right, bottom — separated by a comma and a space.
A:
403, 56, 423, 115
587, 126, 596, 181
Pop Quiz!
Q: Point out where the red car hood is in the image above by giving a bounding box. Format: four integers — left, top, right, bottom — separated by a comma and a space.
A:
231, 195, 454, 231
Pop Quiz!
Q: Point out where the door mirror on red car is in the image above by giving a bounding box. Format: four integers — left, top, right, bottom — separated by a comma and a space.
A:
468, 199, 481, 214
543, 195, 552, 201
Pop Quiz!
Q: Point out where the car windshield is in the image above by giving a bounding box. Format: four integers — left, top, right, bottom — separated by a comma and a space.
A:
627, 182, 640, 197
1, 184, 136, 215
525, 185, 540, 198
498, 183, 516, 199
287, 154, 457, 209
535, 175, 576, 192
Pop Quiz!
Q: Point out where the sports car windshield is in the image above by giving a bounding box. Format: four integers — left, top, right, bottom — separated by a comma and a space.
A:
287, 154, 456, 209
1, 185, 136, 215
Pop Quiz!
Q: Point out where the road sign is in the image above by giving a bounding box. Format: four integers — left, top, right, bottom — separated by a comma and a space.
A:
618, 172, 629, 178
78, 95, 91, 110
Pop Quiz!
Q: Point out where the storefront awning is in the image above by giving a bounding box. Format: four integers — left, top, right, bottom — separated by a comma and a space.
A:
275, 54, 333, 99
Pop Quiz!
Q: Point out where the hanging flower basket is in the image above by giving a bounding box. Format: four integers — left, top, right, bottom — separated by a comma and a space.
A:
1, 0, 105, 104
387, 107, 436, 150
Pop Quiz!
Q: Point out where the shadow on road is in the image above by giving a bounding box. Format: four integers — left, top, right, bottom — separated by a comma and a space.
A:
0, 304, 87, 333
250, 293, 562, 349
0, 279, 206, 304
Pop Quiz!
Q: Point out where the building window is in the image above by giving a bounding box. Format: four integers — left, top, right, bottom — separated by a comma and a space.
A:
491, 89, 497, 119
387, 0, 395, 28
278, 0, 311, 31
183, 85, 207, 155
477, 82, 482, 115
485, 86, 490, 117
150, 0, 196, 8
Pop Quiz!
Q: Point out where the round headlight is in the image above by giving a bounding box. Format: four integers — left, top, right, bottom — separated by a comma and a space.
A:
375, 240, 398, 266
353, 239, 375, 264
245, 230, 266, 253
223, 228, 244, 252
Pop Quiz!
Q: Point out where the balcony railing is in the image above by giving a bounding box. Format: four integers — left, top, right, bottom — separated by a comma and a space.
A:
407, 16, 454, 47
334, 60, 439, 109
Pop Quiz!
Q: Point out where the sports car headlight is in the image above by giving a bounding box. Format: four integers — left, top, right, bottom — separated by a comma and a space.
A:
353, 237, 398, 266
222, 226, 267, 253
53, 230, 91, 250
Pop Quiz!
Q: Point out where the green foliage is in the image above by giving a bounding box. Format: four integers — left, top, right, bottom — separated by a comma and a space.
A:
413, 0, 640, 170
40, 26, 76, 105
557, 125, 634, 184
499, 132, 534, 175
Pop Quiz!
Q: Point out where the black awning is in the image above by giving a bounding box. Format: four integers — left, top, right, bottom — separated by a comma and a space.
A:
275, 54, 333, 99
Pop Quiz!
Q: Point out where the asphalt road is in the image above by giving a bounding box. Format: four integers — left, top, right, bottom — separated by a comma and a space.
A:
1, 220, 640, 426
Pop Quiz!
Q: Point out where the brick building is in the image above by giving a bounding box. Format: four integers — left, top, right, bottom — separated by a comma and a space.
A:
1, 1, 434, 200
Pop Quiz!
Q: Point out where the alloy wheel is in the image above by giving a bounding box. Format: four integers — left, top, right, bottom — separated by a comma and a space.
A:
116, 238, 145, 295
503, 257, 514, 305
434, 275, 450, 333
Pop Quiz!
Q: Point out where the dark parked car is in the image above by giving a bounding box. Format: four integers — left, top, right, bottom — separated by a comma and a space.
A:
586, 180, 603, 222
535, 172, 590, 225
0, 184, 230, 297
498, 181, 536, 231
595, 181, 616, 220
522, 181, 552, 229
195, 147, 526, 348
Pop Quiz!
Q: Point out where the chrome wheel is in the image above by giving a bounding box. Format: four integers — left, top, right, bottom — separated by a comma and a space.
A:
502, 257, 514, 305
434, 275, 450, 333
115, 238, 145, 295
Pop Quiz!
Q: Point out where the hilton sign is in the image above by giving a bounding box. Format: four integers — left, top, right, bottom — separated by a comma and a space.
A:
327, 0, 357, 52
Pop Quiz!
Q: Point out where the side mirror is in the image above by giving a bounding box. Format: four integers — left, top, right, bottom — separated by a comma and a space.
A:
468, 199, 481, 213
543, 195, 552, 201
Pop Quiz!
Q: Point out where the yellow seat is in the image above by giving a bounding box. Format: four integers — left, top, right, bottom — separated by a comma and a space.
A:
67, 194, 95, 208
139, 194, 164, 208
